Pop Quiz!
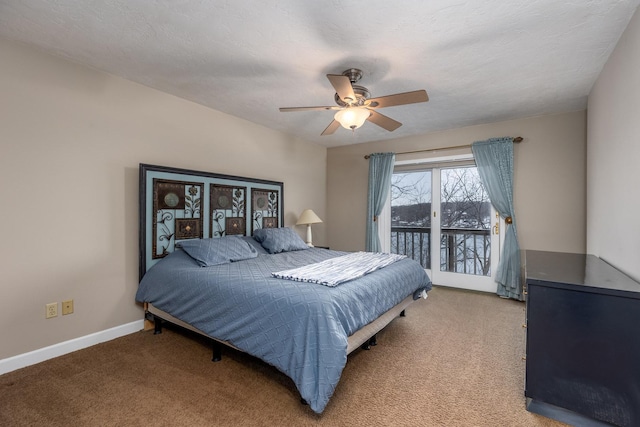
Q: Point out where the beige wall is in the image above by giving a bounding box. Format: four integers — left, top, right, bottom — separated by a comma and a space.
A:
327, 111, 587, 256
587, 7, 640, 281
0, 39, 326, 360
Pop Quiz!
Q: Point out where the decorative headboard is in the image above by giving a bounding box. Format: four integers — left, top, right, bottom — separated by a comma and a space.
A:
139, 164, 284, 280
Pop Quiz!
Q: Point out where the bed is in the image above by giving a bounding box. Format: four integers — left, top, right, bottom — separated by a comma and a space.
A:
136, 164, 432, 413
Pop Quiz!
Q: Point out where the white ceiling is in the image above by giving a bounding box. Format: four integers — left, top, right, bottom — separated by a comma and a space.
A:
1, 1, 638, 147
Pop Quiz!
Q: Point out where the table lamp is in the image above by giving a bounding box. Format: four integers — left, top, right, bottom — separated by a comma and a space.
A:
296, 209, 323, 247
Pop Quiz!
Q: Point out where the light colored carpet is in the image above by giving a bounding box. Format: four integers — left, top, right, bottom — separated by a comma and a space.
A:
0, 286, 567, 426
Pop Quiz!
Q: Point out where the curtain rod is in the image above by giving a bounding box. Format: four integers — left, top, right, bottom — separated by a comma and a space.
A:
364, 136, 523, 159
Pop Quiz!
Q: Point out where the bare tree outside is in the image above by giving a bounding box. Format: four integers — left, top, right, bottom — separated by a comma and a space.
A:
391, 172, 431, 206
391, 171, 432, 269
440, 167, 491, 276
390, 166, 492, 276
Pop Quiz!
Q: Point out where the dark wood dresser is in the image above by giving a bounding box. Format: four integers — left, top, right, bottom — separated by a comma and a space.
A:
524, 250, 640, 427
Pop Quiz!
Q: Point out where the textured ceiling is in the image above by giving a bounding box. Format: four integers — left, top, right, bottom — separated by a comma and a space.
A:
1, 1, 638, 147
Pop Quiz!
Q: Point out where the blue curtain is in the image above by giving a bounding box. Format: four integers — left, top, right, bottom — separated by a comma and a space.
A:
366, 152, 395, 252
471, 137, 522, 300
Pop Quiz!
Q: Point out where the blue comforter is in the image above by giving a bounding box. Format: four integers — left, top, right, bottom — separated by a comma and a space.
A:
136, 248, 431, 413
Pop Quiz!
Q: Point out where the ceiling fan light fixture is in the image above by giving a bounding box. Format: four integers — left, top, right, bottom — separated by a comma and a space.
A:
279, 68, 428, 135
334, 107, 370, 130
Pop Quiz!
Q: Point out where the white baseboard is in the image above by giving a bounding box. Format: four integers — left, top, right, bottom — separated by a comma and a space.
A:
0, 320, 145, 376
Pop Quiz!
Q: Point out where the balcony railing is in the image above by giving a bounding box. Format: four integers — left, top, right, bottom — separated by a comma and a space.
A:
391, 226, 491, 276
391, 227, 431, 269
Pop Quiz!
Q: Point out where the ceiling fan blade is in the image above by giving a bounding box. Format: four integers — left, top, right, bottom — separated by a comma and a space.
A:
321, 120, 341, 136
279, 106, 339, 112
368, 90, 429, 108
367, 110, 402, 131
326, 74, 357, 104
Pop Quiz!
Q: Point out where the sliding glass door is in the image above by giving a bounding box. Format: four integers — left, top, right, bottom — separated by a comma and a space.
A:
390, 164, 501, 292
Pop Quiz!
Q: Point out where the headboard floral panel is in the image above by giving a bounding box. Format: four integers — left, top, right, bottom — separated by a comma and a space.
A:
139, 164, 283, 280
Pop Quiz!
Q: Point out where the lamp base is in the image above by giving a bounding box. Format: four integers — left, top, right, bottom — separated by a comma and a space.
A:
305, 224, 313, 247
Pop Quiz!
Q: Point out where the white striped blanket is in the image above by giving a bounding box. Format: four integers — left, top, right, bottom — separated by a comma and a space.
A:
272, 251, 406, 287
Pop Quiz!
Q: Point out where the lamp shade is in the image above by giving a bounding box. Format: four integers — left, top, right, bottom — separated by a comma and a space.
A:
334, 107, 371, 130
296, 209, 323, 225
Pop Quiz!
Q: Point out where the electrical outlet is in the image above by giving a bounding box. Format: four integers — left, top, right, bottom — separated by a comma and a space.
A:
62, 299, 74, 315
46, 302, 58, 319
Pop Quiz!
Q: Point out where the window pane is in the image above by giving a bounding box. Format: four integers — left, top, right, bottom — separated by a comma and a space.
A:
390, 171, 432, 269
439, 167, 491, 276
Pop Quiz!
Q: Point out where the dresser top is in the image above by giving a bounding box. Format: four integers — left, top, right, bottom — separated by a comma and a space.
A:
525, 250, 640, 297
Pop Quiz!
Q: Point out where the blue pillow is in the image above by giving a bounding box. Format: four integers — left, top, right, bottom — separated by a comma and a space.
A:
253, 227, 308, 254
240, 235, 269, 255
177, 236, 258, 267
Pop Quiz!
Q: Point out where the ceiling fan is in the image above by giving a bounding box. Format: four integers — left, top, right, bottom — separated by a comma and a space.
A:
279, 68, 428, 135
